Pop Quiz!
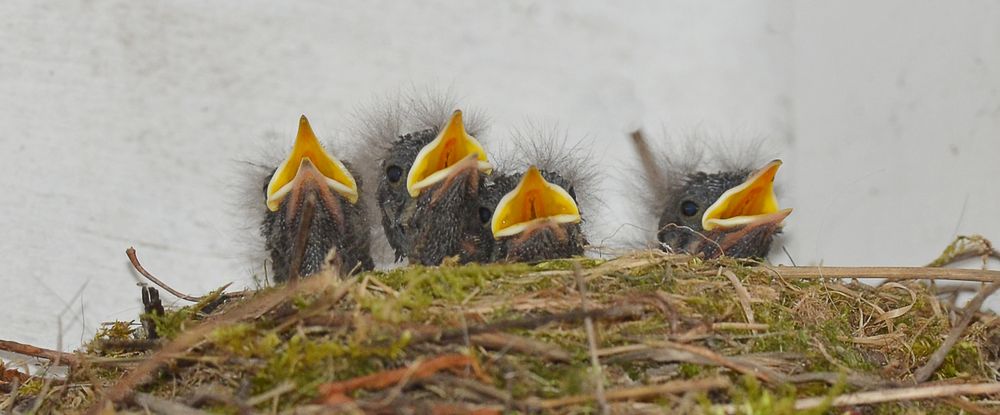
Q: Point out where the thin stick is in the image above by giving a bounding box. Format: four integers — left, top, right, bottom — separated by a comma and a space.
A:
411, 305, 645, 344
126, 247, 202, 302
317, 354, 478, 397
0, 339, 78, 366
575, 264, 609, 415
722, 269, 757, 334
649, 340, 781, 385
540, 376, 731, 409
913, 282, 1000, 383
793, 382, 1000, 411
764, 265, 1000, 283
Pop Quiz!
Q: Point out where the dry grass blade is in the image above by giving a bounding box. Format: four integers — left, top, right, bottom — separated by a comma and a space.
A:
723, 269, 757, 332
575, 263, 609, 415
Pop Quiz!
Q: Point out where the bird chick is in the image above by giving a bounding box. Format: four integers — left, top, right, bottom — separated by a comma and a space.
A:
261, 116, 374, 281
632, 132, 791, 259
490, 166, 586, 262
373, 109, 495, 265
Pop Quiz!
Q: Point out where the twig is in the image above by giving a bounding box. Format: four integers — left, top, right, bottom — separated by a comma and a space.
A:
316, 354, 481, 402
648, 340, 782, 385
913, 282, 1000, 383
764, 265, 1000, 283
126, 247, 207, 303
540, 376, 731, 409
246, 381, 296, 407
0, 339, 78, 366
712, 322, 769, 331
575, 264, 609, 415
722, 269, 757, 334
411, 305, 646, 344
927, 235, 1000, 268
792, 382, 1000, 411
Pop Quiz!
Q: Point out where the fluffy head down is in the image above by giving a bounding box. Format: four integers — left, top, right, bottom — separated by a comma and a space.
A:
350, 89, 490, 265
631, 130, 774, 246
493, 123, 600, 220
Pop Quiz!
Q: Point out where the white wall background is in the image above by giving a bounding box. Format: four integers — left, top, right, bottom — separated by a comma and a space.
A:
0, 1, 997, 350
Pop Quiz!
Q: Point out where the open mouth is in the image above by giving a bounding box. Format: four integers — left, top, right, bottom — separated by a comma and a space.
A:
265, 115, 359, 211
406, 110, 493, 197
491, 166, 582, 239
701, 159, 792, 231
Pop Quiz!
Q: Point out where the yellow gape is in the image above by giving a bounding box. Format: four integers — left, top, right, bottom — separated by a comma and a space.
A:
702, 160, 792, 230
492, 166, 581, 239
406, 110, 493, 197
265, 115, 359, 211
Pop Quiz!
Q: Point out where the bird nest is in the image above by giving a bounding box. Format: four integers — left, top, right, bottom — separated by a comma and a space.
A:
3, 237, 1000, 414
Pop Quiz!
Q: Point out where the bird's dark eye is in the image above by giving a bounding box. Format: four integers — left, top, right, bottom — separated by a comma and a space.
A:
386, 165, 403, 183
680, 200, 699, 217
478, 207, 493, 224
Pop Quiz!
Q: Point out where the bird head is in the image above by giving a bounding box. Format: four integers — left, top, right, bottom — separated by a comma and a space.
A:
369, 106, 496, 265
405, 110, 494, 197
657, 159, 792, 258
261, 115, 372, 281
490, 166, 586, 262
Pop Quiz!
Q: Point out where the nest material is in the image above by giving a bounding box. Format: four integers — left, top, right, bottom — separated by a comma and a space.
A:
4, 241, 1000, 414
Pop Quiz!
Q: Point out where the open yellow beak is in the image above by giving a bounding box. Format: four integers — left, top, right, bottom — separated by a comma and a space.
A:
702, 160, 792, 231
405, 110, 493, 197
265, 115, 359, 212
491, 166, 582, 239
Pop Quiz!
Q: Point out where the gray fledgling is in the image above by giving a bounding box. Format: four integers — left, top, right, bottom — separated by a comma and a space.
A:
488, 128, 595, 262
489, 167, 587, 262
632, 132, 791, 259
360, 103, 495, 265
260, 115, 374, 281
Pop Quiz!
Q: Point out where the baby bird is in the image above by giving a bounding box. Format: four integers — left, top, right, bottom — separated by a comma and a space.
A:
360, 99, 495, 266
488, 129, 594, 262
490, 167, 586, 262
632, 131, 791, 259
260, 116, 374, 281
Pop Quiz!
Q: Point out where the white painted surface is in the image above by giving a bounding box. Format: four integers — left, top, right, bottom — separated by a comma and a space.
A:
0, 1, 997, 350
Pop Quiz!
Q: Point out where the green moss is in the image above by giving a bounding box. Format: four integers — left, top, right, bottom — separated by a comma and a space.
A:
678, 363, 703, 378
15, 378, 45, 396
934, 341, 983, 379
707, 376, 843, 415
145, 286, 227, 339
